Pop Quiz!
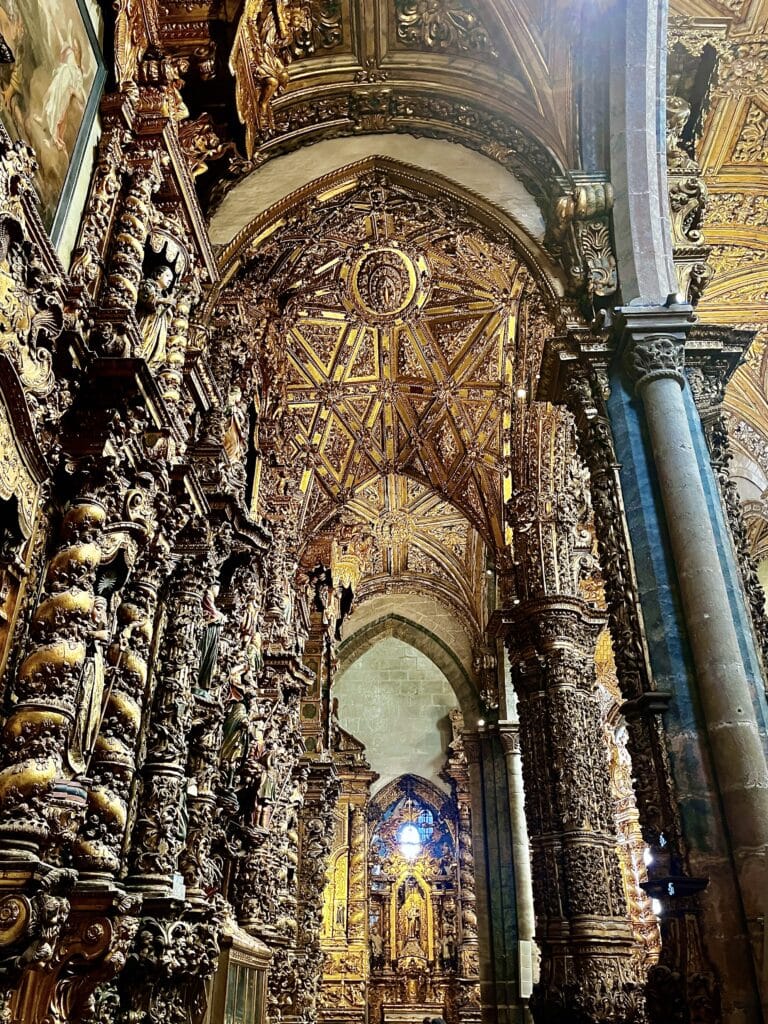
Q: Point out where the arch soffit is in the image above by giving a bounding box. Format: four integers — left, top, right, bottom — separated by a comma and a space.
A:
337, 612, 480, 718
208, 145, 565, 305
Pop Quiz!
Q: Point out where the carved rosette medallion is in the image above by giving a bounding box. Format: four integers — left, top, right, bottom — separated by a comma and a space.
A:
341, 244, 430, 325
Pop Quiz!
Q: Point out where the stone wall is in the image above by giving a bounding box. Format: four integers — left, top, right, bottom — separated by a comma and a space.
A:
335, 636, 457, 793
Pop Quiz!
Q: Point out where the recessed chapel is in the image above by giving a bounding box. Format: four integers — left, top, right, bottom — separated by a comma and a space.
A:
1, 1, 768, 1022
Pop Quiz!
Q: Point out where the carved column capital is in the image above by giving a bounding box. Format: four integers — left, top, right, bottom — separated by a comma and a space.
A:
625, 334, 686, 390
496, 720, 521, 757
684, 325, 753, 420
613, 304, 694, 394
460, 730, 482, 767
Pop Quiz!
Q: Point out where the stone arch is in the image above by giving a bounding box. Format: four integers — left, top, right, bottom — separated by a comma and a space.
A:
338, 612, 480, 719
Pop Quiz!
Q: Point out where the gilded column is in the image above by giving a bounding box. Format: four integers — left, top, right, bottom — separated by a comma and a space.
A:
103, 160, 162, 313
293, 758, 341, 1024
73, 544, 171, 881
347, 803, 367, 943
159, 284, 196, 405
0, 493, 109, 858
504, 597, 644, 1024
126, 560, 206, 896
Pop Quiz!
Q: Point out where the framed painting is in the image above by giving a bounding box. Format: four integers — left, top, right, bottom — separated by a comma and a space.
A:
0, 0, 105, 246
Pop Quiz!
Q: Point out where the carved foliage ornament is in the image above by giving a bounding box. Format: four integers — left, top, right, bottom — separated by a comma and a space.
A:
625, 336, 686, 390
395, 0, 497, 58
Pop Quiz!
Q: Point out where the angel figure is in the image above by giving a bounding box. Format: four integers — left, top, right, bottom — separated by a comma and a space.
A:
232, 0, 311, 145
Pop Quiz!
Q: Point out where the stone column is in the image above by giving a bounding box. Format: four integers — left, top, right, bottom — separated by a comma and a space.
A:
504, 596, 643, 1024
498, 721, 536, 1001
538, 332, 723, 1021
620, 311, 768, 1015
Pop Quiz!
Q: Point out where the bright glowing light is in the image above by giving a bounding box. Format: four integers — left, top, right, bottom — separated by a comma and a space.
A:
477, 718, 485, 727
651, 899, 663, 917
516, 387, 527, 399
398, 823, 422, 861
643, 847, 653, 866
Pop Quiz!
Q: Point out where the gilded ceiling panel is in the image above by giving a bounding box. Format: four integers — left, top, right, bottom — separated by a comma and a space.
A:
235, 175, 539, 553
670, 1, 768, 551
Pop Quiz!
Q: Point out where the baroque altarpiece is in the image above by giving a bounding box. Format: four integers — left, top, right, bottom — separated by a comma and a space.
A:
1, 0, 768, 1023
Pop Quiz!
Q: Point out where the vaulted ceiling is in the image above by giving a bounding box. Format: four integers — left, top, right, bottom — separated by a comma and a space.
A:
233, 172, 545, 554
219, 166, 554, 610
347, 473, 488, 627
157, 0, 578, 217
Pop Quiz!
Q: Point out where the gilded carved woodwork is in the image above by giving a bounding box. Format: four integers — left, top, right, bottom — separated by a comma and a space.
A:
220, 0, 574, 203
220, 169, 554, 556
0, 5, 757, 1020
669, 5, 768, 571
394, 0, 496, 57
503, 597, 646, 1024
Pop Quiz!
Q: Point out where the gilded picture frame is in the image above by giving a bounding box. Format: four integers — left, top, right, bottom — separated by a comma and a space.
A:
0, 0, 106, 245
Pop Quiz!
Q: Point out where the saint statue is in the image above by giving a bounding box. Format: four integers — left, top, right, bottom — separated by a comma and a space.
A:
406, 901, 421, 940
240, 587, 264, 680
399, 886, 425, 954
223, 385, 248, 464
370, 926, 384, 963
220, 684, 250, 786
137, 264, 176, 364
197, 585, 225, 691
67, 595, 110, 776
255, 749, 278, 828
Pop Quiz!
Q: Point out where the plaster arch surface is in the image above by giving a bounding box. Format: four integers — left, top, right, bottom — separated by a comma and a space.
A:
208, 135, 547, 249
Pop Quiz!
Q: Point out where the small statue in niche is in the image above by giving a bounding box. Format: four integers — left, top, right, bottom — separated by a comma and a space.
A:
370, 925, 384, 966
223, 385, 249, 464
254, 748, 278, 828
137, 263, 177, 364
196, 585, 225, 691
440, 931, 455, 971
219, 683, 250, 786
67, 594, 111, 776
406, 900, 421, 940
237, 581, 264, 681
